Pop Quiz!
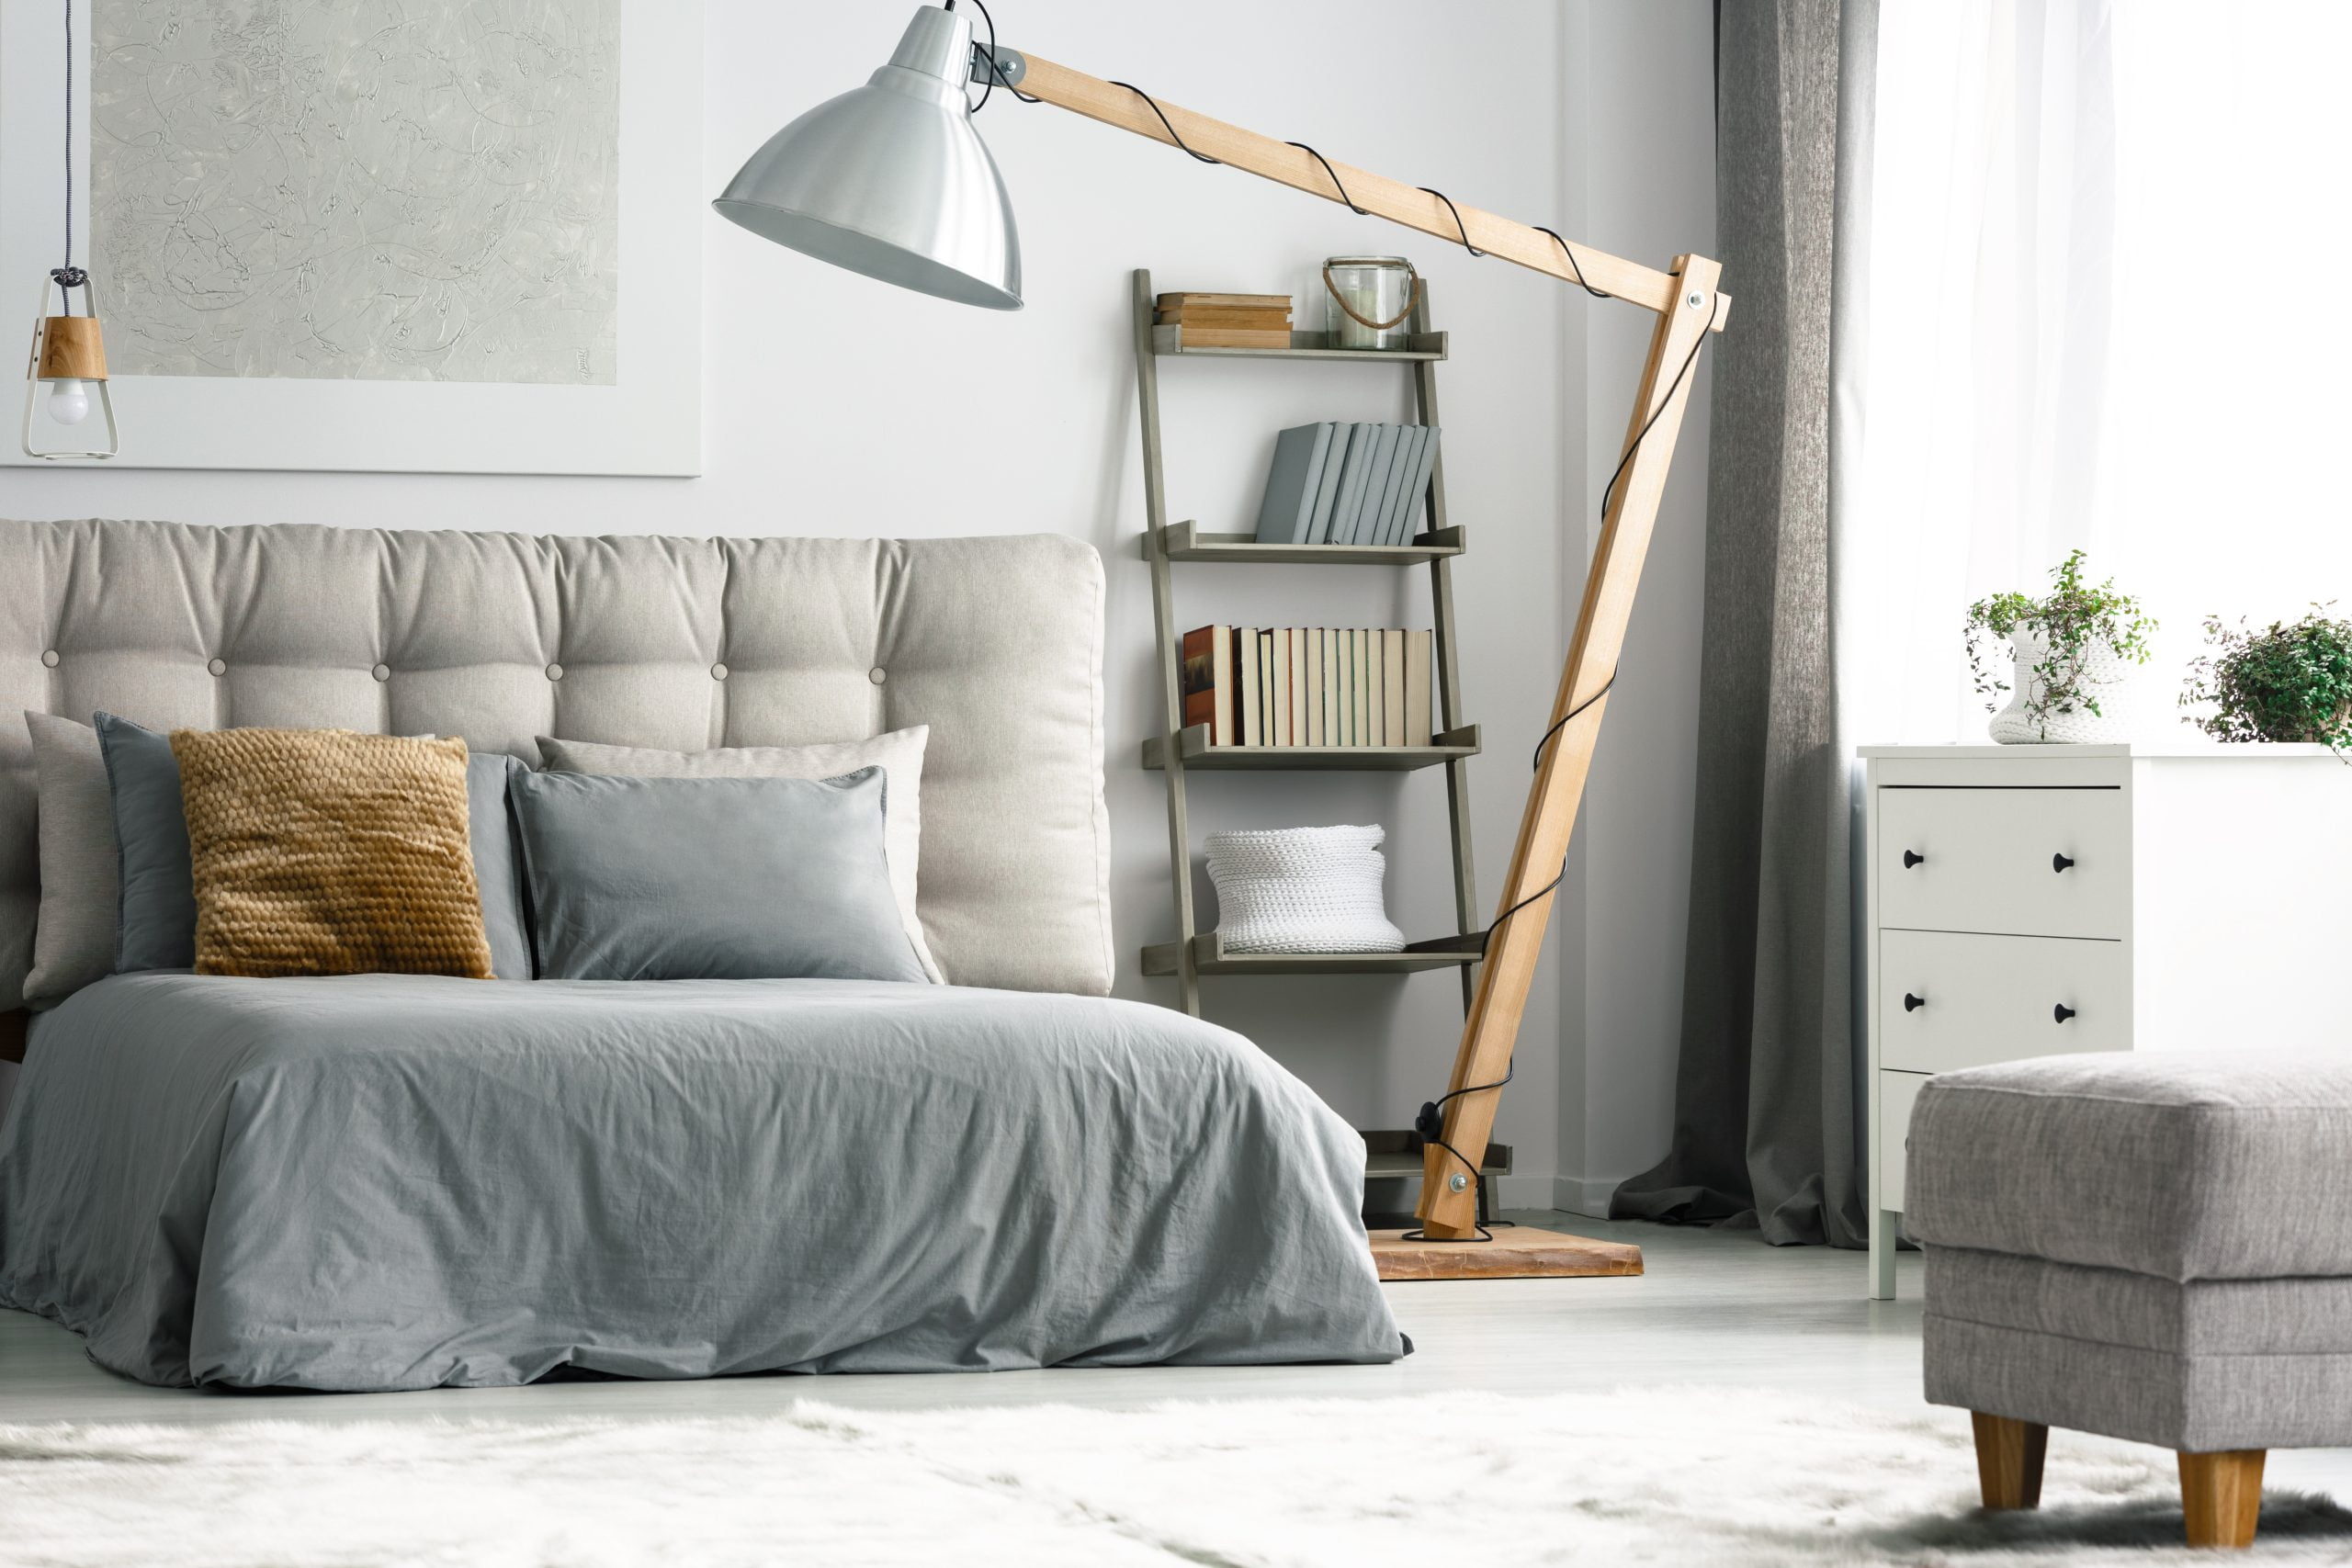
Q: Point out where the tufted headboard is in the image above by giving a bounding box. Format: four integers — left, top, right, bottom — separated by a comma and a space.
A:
0, 518, 1113, 1010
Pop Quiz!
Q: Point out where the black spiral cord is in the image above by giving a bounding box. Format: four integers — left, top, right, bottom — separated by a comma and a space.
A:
1288, 142, 1366, 214
1405, 297, 1713, 1241
948, 7, 1721, 1238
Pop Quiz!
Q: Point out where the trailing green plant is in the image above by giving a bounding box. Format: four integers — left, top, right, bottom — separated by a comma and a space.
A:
1963, 549, 2156, 736
2179, 604, 2352, 755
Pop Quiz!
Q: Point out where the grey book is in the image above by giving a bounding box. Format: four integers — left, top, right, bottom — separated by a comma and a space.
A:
1254, 423, 1335, 545
1395, 425, 1441, 545
1375, 427, 1427, 546
1305, 424, 1358, 545
1329, 423, 1381, 546
1340, 424, 1400, 546
1365, 425, 1416, 547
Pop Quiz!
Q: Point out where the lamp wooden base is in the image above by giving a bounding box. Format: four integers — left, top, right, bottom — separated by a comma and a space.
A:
1370, 1226, 1643, 1282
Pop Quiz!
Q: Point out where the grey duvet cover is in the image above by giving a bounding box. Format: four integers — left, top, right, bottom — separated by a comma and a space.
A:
0, 973, 1401, 1390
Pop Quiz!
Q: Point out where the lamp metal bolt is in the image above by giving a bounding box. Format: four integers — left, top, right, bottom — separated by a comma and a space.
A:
1687, 291, 1705, 309
1448, 1172, 1469, 1193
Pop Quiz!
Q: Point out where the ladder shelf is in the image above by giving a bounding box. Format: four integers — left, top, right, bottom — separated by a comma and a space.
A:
1133, 266, 1481, 1021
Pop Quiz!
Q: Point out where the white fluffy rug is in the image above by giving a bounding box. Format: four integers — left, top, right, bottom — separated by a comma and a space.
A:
6, 1387, 2350, 1566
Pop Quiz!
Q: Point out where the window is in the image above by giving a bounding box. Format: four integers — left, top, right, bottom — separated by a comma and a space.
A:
1849, 1, 2352, 743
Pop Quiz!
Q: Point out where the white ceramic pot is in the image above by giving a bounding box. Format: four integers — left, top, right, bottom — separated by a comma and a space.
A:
1987, 630, 2135, 744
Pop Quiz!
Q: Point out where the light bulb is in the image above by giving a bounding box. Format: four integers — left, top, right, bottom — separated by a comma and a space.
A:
45, 379, 90, 425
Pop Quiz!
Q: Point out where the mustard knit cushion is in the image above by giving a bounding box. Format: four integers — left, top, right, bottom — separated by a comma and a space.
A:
170, 728, 493, 979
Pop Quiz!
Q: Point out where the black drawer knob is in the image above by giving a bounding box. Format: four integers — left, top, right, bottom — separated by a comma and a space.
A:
1904, 992, 1926, 1012
2053, 1002, 2077, 1023
2052, 852, 2076, 873
1903, 850, 1927, 869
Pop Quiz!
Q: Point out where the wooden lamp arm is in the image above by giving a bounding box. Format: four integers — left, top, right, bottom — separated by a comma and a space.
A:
1009, 51, 1728, 330
1001, 38, 1723, 1242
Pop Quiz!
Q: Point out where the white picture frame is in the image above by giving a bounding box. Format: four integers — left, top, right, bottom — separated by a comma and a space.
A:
1, 0, 702, 476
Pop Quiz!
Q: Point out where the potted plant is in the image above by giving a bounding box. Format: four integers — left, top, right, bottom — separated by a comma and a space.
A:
1964, 549, 2156, 743
2179, 605, 2352, 754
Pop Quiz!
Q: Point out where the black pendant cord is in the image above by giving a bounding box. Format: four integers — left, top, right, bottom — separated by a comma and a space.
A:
52, 0, 84, 309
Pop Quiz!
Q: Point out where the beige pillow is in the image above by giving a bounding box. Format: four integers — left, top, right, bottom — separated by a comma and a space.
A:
24, 713, 117, 1004
536, 727, 942, 983
172, 728, 492, 980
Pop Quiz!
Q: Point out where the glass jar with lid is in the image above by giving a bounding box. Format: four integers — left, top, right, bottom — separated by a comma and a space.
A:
1322, 256, 1420, 351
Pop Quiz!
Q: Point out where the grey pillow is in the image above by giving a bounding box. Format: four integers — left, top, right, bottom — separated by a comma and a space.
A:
465, 753, 535, 980
506, 766, 927, 983
25, 713, 119, 1005
91, 714, 534, 981
93, 713, 197, 974
537, 727, 942, 983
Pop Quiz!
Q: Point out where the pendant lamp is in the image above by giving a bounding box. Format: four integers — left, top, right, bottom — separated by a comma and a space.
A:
22, 0, 118, 460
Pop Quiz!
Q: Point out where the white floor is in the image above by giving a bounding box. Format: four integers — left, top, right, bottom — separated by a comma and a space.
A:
5, 1213, 2347, 1500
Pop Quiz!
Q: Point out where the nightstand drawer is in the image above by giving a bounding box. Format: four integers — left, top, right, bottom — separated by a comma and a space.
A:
1879, 929, 2129, 1074
1878, 786, 2127, 939
1878, 1070, 1931, 1212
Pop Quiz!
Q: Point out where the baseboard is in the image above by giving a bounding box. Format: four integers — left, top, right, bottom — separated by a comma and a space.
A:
1496, 1173, 1554, 1211
1552, 1174, 1625, 1220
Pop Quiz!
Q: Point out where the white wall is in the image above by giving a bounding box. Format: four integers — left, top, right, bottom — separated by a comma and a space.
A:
1555, 1, 1717, 1215
2, 1, 1715, 1203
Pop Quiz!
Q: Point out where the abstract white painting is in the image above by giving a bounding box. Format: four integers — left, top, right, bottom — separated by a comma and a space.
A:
0, 0, 700, 474
90, 0, 621, 386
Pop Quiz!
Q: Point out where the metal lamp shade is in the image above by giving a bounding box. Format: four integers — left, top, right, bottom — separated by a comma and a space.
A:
714, 7, 1022, 310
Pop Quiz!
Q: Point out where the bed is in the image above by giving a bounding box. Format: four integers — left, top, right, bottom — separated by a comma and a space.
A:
0, 518, 1402, 1388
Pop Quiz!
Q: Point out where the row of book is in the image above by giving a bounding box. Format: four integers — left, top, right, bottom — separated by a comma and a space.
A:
1155, 291, 1291, 349
1254, 422, 1439, 547
1182, 626, 1435, 749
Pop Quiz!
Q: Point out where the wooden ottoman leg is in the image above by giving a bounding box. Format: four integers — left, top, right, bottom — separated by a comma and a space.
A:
2178, 1450, 2265, 1550
1971, 1413, 2048, 1509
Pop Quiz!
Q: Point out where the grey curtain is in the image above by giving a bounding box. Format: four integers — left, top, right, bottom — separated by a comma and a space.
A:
1610, 0, 1874, 1247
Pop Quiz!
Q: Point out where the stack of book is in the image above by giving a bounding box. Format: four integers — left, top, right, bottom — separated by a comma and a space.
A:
1182, 626, 1435, 749
1252, 422, 1441, 547
1155, 292, 1292, 349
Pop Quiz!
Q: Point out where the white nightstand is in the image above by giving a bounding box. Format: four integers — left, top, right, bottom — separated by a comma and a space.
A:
1862, 741, 2352, 1298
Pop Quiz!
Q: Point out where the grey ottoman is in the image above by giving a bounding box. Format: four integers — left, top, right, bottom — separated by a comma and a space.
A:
1906, 1052, 2352, 1551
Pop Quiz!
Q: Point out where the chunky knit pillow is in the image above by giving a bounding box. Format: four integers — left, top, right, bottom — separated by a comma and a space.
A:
1205, 824, 1405, 953
170, 728, 492, 979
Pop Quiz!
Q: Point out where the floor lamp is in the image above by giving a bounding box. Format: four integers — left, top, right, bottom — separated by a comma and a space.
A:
716, 5, 1727, 1247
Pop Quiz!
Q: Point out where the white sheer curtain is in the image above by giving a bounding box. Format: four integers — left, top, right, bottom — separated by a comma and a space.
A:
1848, 0, 2352, 746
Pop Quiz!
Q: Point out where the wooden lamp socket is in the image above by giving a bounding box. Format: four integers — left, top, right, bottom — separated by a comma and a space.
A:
35, 316, 107, 382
